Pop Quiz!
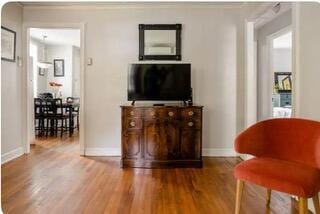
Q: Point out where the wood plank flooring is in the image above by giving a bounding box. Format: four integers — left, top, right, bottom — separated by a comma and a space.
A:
2, 134, 301, 214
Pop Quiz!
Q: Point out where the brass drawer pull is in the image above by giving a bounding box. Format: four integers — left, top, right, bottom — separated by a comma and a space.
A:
168, 111, 174, 117
188, 122, 194, 127
130, 111, 135, 116
130, 121, 136, 127
188, 111, 194, 116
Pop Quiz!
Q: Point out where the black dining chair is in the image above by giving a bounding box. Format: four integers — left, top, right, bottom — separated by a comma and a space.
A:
38, 93, 53, 99
42, 98, 55, 137
54, 98, 69, 137
44, 98, 69, 137
66, 97, 80, 131
34, 98, 45, 136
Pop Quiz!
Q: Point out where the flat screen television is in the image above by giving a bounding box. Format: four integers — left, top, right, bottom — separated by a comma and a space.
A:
128, 63, 191, 101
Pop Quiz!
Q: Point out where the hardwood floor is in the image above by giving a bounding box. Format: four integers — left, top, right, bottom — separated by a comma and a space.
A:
2, 135, 301, 214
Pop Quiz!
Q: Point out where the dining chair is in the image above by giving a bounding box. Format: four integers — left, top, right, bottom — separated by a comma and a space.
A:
53, 98, 69, 137
234, 118, 320, 214
38, 92, 53, 99
43, 98, 55, 137
66, 97, 80, 131
34, 98, 45, 136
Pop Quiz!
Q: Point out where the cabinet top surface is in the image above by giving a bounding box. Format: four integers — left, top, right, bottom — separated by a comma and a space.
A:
120, 104, 203, 108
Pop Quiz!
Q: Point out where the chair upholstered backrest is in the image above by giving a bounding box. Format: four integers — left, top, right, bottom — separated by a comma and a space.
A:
257, 119, 320, 169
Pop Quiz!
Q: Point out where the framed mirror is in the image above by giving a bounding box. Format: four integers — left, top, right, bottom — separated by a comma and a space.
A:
139, 24, 181, 61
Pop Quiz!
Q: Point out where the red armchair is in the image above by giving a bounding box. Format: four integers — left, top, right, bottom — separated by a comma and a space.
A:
234, 118, 320, 214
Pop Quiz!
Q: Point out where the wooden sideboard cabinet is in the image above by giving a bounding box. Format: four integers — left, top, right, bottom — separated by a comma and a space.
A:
120, 105, 203, 168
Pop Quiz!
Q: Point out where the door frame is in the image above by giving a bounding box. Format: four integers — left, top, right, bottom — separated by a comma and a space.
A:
22, 22, 86, 155
266, 26, 293, 117
243, 3, 276, 129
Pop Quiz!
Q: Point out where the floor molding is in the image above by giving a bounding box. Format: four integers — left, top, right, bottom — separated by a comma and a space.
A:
85, 147, 238, 157
85, 147, 121, 156
202, 148, 238, 157
1, 147, 24, 164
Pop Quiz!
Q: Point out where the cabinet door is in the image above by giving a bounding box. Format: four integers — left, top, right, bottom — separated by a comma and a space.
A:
123, 130, 142, 159
161, 120, 179, 159
144, 120, 162, 160
144, 119, 179, 160
180, 129, 201, 159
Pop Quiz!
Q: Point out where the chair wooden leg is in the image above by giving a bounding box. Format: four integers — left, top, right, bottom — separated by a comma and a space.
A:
298, 197, 308, 214
313, 194, 320, 214
45, 119, 49, 138
235, 179, 244, 214
266, 189, 271, 206
77, 115, 79, 131
61, 119, 63, 137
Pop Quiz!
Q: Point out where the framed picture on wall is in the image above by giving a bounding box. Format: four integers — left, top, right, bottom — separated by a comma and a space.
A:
54, 59, 64, 77
274, 72, 292, 93
38, 67, 45, 76
1, 26, 16, 62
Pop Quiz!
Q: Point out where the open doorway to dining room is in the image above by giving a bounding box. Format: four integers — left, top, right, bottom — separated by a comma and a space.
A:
26, 26, 84, 155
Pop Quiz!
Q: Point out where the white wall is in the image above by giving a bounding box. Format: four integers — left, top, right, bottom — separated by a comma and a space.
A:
30, 38, 79, 98
273, 48, 292, 73
30, 38, 47, 95
72, 46, 80, 97
293, 2, 320, 211
46, 45, 73, 98
1, 3, 24, 162
23, 5, 245, 155
256, 10, 291, 120
294, 2, 320, 120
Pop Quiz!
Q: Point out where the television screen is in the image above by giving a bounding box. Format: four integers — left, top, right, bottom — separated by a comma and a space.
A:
128, 63, 191, 101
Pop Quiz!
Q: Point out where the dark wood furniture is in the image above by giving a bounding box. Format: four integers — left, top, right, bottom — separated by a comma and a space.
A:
34, 98, 45, 136
66, 97, 80, 132
62, 102, 79, 136
121, 105, 203, 168
38, 93, 53, 99
34, 98, 80, 137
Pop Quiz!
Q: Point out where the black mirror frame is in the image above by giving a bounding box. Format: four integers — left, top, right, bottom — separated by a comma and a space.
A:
139, 24, 182, 61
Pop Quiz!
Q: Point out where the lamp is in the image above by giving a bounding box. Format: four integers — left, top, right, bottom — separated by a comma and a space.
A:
37, 35, 52, 69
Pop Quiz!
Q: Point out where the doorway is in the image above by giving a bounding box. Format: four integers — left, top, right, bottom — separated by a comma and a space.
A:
269, 30, 293, 118
24, 24, 85, 155
249, 3, 293, 122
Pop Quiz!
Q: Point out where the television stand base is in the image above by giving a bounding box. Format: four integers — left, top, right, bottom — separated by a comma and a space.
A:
131, 101, 135, 106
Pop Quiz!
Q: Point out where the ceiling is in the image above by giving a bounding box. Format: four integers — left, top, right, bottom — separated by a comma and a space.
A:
30, 28, 80, 47
254, 2, 292, 29
20, 1, 245, 9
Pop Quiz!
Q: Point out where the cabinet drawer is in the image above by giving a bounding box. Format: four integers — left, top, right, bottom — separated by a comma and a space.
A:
181, 119, 201, 129
124, 118, 142, 130
144, 108, 165, 118
123, 108, 142, 118
165, 108, 178, 119
181, 108, 202, 118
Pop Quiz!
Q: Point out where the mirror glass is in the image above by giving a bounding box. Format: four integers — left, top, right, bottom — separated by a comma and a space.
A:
144, 30, 176, 55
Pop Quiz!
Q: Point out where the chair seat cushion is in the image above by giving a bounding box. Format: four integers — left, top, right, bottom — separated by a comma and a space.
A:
234, 157, 320, 197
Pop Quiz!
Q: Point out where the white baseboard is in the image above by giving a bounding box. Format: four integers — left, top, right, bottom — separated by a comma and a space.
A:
1, 147, 24, 164
85, 147, 121, 156
202, 148, 238, 157
85, 147, 238, 157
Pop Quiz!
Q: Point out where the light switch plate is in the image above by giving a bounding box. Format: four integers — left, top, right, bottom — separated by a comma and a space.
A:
87, 58, 93, 65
